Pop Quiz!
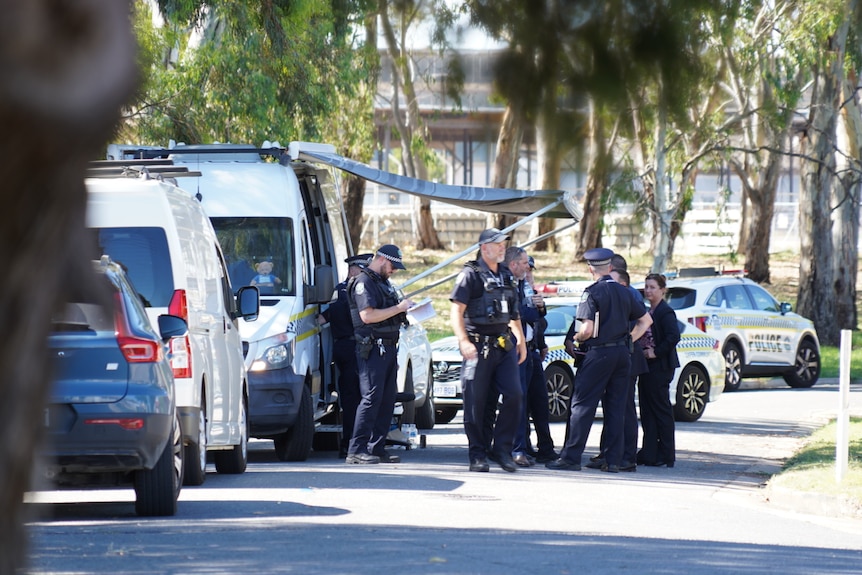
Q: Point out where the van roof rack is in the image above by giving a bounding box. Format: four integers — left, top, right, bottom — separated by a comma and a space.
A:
109, 145, 286, 161
86, 159, 201, 180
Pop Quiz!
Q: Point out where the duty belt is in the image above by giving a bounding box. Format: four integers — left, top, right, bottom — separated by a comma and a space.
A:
590, 340, 627, 349
468, 333, 506, 343
373, 337, 398, 346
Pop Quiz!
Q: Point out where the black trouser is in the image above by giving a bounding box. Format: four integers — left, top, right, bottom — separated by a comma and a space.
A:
560, 346, 630, 466
517, 348, 554, 455
334, 338, 360, 451
349, 342, 398, 457
462, 337, 523, 462
637, 365, 676, 464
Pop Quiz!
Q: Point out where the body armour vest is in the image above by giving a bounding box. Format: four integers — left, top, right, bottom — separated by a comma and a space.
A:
464, 261, 518, 327
347, 269, 404, 337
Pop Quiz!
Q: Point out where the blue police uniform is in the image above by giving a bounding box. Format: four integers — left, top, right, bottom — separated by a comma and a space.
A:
347, 266, 405, 459
514, 280, 555, 460
551, 251, 647, 471
322, 278, 360, 455
591, 284, 649, 469
450, 258, 523, 466
321, 253, 373, 457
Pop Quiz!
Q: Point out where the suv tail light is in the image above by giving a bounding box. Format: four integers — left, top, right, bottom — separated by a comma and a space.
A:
114, 293, 162, 363
167, 289, 192, 379
689, 316, 709, 333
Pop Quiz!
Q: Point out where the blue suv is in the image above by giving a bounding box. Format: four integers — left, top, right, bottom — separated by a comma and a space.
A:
41, 257, 187, 516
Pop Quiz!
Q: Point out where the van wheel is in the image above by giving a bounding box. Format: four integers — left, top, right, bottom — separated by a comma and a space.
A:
274, 387, 313, 462
183, 398, 207, 486
135, 414, 183, 517
215, 395, 248, 474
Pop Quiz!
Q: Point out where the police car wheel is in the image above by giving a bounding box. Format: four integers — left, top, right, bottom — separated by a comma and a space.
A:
722, 342, 743, 392
434, 406, 459, 424
783, 339, 820, 389
545, 364, 573, 423
673, 365, 708, 422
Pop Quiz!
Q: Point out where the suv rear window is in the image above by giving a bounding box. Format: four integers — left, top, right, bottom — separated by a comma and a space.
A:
665, 287, 696, 310
93, 227, 174, 307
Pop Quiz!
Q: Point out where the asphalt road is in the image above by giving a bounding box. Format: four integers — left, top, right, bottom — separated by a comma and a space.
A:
24, 379, 862, 575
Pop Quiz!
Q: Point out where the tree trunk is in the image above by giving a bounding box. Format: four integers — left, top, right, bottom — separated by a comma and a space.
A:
797, 21, 849, 346
343, 175, 366, 252
0, 3, 137, 572
743, 152, 781, 283
378, 1, 442, 250
575, 101, 608, 260
535, 109, 561, 252
491, 104, 523, 231
651, 101, 672, 274
833, 76, 862, 330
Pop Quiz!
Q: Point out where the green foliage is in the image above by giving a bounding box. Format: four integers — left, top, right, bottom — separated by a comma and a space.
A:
125, 0, 377, 149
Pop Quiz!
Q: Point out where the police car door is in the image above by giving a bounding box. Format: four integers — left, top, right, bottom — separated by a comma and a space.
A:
744, 284, 794, 366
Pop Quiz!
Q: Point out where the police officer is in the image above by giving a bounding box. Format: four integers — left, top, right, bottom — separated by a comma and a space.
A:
450, 228, 527, 473
547, 247, 652, 473
504, 247, 556, 466
346, 245, 413, 464
585, 261, 649, 472
319, 253, 373, 458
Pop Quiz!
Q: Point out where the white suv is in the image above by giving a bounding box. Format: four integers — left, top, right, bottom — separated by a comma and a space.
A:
663, 275, 821, 391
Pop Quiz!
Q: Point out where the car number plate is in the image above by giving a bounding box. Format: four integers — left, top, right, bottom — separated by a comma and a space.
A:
434, 384, 457, 397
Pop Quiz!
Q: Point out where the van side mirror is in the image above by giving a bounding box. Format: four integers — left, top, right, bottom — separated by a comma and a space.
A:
305, 264, 335, 304
236, 286, 260, 321
157, 314, 188, 342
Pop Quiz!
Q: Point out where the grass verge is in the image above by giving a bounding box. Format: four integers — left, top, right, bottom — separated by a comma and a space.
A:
768, 417, 862, 514
403, 248, 862, 380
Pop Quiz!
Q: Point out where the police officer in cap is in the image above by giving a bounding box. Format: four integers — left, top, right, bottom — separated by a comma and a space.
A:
346, 245, 413, 464
319, 253, 373, 458
450, 228, 527, 473
547, 247, 652, 473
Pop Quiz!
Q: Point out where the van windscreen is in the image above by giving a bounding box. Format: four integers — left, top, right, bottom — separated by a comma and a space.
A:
210, 217, 295, 296
95, 227, 174, 307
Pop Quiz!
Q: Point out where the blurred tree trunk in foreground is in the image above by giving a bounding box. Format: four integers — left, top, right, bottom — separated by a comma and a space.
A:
0, 1, 137, 572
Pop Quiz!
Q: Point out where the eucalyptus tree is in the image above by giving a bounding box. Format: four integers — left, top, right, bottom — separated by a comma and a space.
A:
377, 0, 445, 249
712, 1, 804, 284
791, 0, 860, 345
468, 0, 728, 270
128, 0, 378, 249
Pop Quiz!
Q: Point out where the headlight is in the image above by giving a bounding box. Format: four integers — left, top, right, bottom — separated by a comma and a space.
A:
250, 333, 293, 371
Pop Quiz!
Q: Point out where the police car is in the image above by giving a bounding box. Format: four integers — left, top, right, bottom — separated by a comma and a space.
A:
659, 275, 821, 391
431, 295, 725, 424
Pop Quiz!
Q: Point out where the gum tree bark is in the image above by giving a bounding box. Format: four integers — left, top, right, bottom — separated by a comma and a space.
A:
0, 1, 137, 572
797, 17, 849, 347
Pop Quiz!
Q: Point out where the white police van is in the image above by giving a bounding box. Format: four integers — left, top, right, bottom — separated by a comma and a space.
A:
106, 142, 434, 461
85, 168, 260, 484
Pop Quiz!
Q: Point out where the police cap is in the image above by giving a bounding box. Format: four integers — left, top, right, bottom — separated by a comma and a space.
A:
376, 244, 406, 270
345, 253, 373, 268
584, 247, 614, 267
478, 228, 509, 244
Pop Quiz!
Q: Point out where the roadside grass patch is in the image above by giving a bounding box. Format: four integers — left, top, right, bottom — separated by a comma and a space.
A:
768, 417, 862, 508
